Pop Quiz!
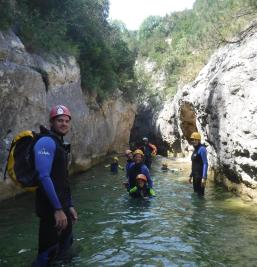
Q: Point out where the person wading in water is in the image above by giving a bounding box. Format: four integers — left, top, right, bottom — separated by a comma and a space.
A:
140, 137, 157, 169
189, 132, 208, 196
127, 149, 153, 190
32, 105, 78, 267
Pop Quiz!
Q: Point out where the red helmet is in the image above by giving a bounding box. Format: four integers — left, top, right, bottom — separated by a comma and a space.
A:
49, 105, 71, 120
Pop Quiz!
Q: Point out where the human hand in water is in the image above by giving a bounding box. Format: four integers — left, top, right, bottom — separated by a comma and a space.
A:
201, 179, 207, 188
54, 209, 67, 231
69, 207, 78, 224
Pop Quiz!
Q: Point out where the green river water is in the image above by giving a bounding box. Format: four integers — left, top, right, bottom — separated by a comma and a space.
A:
1, 156, 257, 267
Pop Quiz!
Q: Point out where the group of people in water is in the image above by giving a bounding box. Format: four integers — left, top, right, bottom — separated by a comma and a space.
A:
106, 132, 208, 199
29, 104, 208, 266
105, 137, 157, 199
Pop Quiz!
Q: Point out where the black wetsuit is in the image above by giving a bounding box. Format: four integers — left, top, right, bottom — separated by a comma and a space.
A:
190, 144, 208, 196
141, 145, 153, 169
33, 128, 73, 267
110, 162, 118, 173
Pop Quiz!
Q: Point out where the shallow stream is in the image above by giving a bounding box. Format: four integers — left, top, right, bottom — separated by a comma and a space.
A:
1, 157, 257, 266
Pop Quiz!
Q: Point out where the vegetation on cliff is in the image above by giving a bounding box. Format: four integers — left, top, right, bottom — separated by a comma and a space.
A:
132, 0, 257, 100
0, 0, 137, 101
0, 0, 256, 103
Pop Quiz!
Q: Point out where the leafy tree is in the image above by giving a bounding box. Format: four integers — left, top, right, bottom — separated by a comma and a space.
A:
138, 16, 163, 40
135, 0, 257, 101
0, 0, 16, 29
0, 0, 137, 101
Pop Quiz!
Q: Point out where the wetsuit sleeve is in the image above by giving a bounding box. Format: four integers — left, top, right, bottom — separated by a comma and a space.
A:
149, 143, 157, 154
34, 137, 62, 210
199, 146, 208, 179
129, 186, 137, 194
126, 162, 133, 179
149, 188, 156, 196
128, 162, 135, 187
142, 166, 153, 188
189, 152, 193, 177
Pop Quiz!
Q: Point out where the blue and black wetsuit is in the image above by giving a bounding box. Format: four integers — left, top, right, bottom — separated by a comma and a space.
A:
32, 128, 73, 267
190, 144, 208, 196
107, 162, 123, 174
110, 162, 119, 173
127, 163, 153, 189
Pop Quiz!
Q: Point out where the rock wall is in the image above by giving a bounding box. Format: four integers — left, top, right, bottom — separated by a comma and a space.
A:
156, 25, 257, 200
129, 104, 170, 156
0, 31, 136, 199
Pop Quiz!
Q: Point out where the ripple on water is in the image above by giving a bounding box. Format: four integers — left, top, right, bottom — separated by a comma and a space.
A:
2, 158, 257, 266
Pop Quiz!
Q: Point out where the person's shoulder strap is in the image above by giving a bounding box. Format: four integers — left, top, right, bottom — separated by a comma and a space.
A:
39, 125, 61, 144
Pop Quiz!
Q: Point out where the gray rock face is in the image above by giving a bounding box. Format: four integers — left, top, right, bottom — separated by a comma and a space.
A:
0, 31, 135, 199
156, 26, 257, 199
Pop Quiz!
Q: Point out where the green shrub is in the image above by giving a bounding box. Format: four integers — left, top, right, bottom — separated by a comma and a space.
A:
0, 0, 137, 101
135, 0, 257, 99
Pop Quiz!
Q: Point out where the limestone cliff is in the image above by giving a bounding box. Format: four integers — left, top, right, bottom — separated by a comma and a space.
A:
156, 24, 257, 200
0, 31, 136, 200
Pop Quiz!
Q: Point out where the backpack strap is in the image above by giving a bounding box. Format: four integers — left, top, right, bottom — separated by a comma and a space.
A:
3, 139, 16, 181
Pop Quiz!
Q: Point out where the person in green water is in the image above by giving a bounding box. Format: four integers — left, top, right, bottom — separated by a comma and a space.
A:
129, 174, 156, 199
161, 162, 169, 171
189, 132, 208, 196
105, 157, 124, 173
161, 162, 181, 174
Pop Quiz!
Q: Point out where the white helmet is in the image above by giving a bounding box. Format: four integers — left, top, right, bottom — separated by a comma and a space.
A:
142, 137, 148, 142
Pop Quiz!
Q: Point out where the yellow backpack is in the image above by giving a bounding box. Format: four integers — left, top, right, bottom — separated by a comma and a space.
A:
4, 130, 39, 192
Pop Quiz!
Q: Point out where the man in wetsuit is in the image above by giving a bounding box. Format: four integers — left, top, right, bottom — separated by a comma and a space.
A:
127, 149, 153, 190
32, 105, 78, 267
189, 132, 208, 196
